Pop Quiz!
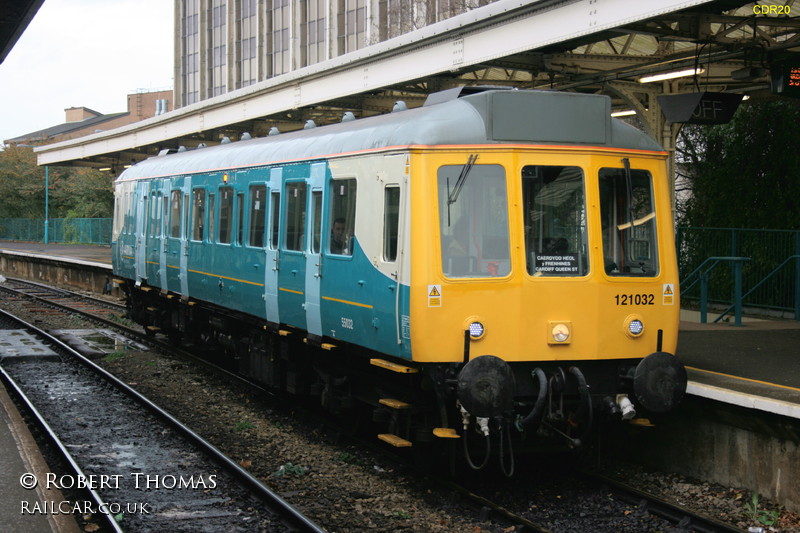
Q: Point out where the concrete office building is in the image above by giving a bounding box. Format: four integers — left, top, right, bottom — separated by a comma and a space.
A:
174, 0, 495, 107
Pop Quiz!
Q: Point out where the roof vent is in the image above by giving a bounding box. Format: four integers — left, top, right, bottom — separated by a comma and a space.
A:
240, 132, 252, 140
341, 112, 356, 122
178, 146, 187, 152
268, 127, 280, 136
197, 143, 207, 149
221, 136, 231, 144
304, 119, 316, 129
392, 101, 408, 112
423, 85, 514, 107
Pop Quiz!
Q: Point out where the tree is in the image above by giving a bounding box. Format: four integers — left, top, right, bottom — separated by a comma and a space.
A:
0, 144, 114, 219
677, 99, 800, 229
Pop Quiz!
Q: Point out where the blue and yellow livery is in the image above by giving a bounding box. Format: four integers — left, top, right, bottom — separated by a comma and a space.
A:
113, 87, 686, 472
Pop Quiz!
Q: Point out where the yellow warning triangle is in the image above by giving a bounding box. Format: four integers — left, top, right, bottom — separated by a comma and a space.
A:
429, 286, 441, 297
664, 285, 673, 295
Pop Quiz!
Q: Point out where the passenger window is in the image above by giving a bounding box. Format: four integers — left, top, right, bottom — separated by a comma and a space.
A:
236, 192, 245, 245
311, 191, 322, 254
219, 186, 234, 244
149, 193, 159, 237
248, 185, 267, 247
192, 189, 206, 241
169, 190, 182, 238
438, 162, 510, 278
329, 178, 356, 256
162, 195, 169, 238
522, 165, 588, 277
599, 166, 659, 276
269, 191, 280, 249
207, 194, 216, 243
284, 182, 307, 251
383, 186, 400, 262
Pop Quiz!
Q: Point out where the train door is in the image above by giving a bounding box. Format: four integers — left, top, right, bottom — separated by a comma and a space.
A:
134, 180, 149, 284
277, 170, 308, 329
158, 179, 170, 290
265, 168, 282, 324
304, 162, 326, 337
180, 176, 192, 297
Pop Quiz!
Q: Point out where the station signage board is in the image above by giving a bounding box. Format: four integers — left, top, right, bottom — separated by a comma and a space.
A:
657, 92, 743, 124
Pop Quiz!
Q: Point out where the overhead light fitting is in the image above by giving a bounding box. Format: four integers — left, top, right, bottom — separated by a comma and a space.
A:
639, 68, 705, 84
611, 109, 636, 117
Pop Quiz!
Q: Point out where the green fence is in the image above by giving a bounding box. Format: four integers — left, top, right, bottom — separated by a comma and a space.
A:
0, 218, 112, 245
677, 227, 800, 318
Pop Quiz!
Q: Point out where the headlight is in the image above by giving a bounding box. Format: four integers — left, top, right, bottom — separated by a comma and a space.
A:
468, 321, 485, 340
624, 315, 645, 338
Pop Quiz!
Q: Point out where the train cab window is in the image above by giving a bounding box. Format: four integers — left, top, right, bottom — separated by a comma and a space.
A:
522, 165, 588, 277
219, 186, 234, 244
248, 185, 267, 247
169, 190, 182, 238
438, 163, 510, 278
191, 189, 206, 241
284, 182, 307, 251
599, 166, 659, 276
383, 186, 400, 262
328, 179, 356, 256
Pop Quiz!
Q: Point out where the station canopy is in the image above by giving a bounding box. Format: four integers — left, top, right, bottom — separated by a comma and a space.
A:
34, 0, 800, 170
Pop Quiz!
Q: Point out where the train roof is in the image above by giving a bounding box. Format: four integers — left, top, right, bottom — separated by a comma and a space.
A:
117, 88, 665, 181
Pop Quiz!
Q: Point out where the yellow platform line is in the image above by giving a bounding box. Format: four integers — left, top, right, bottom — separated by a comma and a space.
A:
686, 366, 800, 394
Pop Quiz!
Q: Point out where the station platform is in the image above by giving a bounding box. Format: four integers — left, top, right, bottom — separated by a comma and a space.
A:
1, 241, 799, 418
0, 380, 81, 533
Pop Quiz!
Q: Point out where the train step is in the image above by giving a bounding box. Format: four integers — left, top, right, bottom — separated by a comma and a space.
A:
433, 427, 460, 439
378, 434, 413, 447
379, 398, 411, 409
370, 358, 418, 374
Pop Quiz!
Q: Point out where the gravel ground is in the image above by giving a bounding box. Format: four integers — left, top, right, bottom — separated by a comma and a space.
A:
2, 291, 799, 532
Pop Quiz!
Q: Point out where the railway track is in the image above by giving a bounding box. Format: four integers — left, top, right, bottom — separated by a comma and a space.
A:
0, 276, 753, 532
0, 307, 325, 533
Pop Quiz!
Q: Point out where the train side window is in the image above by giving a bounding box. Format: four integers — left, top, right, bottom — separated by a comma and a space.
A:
207, 194, 216, 243
311, 190, 322, 254
599, 167, 659, 277
383, 186, 400, 262
522, 165, 588, 277
218, 186, 234, 244
236, 192, 245, 245
248, 185, 267, 247
169, 190, 182, 238
328, 178, 356, 256
269, 191, 280, 249
438, 163, 510, 278
284, 182, 307, 251
149, 192, 159, 237
191, 189, 206, 241
162, 195, 169, 238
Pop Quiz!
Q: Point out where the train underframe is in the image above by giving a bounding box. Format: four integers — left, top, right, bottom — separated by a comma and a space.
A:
123, 281, 686, 475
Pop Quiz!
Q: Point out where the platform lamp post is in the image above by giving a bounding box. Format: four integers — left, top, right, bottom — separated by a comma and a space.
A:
44, 165, 49, 244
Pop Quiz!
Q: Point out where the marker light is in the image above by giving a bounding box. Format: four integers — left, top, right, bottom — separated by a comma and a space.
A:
469, 322, 485, 340
548, 321, 572, 344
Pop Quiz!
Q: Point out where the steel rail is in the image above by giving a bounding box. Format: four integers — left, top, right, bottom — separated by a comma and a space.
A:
0, 307, 327, 533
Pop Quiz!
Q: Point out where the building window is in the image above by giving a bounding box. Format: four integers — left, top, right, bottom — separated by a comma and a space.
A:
338, 0, 366, 54
271, 0, 291, 76
236, 0, 258, 88
307, 0, 326, 64
208, 0, 228, 97
180, 0, 200, 105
